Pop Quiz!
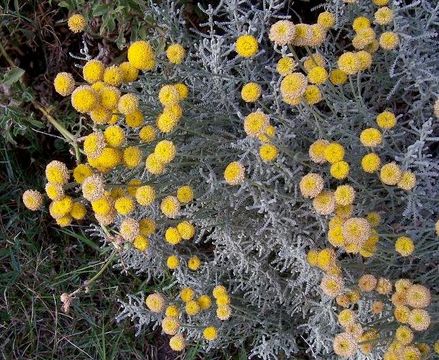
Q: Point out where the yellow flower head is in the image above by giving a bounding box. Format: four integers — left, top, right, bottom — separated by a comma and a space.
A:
127, 40, 155, 71
177, 221, 195, 240
90, 106, 111, 125
180, 287, 195, 302
224, 161, 245, 185
175, 82, 189, 100
309, 139, 329, 164
123, 146, 142, 169
162, 316, 180, 335
320, 275, 344, 298
70, 202, 86, 220
338, 52, 360, 75
45, 160, 69, 184
317, 11, 335, 29
67, 14, 86, 33
71, 85, 98, 113
312, 190, 335, 215
330, 161, 350, 180
177, 185, 194, 204
353, 16, 371, 32
276, 57, 296, 76
169, 334, 185, 352
166, 255, 180, 269
154, 140, 176, 164
45, 182, 64, 201
203, 326, 218, 341
375, 7, 394, 25
380, 32, 399, 50
235, 34, 258, 58
166, 43, 186, 64
81, 174, 105, 201
145, 292, 165, 313
360, 128, 382, 147
82, 60, 104, 84
280, 72, 308, 98
49, 196, 74, 219
408, 309, 431, 331
376, 110, 397, 129
187, 255, 201, 271
397, 171, 416, 191
333, 333, 357, 357
165, 227, 182, 245
304, 85, 322, 105
406, 284, 431, 308
22, 190, 43, 211
145, 153, 165, 175
342, 217, 371, 246
139, 125, 157, 143
103, 65, 122, 87
118, 93, 139, 115
119, 61, 139, 83
259, 144, 278, 162
268, 20, 296, 46
329, 69, 348, 85
324, 143, 345, 164
160, 196, 181, 218
299, 173, 324, 198
241, 82, 262, 102
159, 84, 180, 106
198, 295, 212, 310
307, 66, 328, 85
395, 236, 414, 257
334, 185, 355, 206
244, 110, 269, 137
119, 217, 139, 241
135, 185, 155, 206
380, 162, 402, 185
99, 86, 120, 110
361, 153, 381, 173
54, 72, 75, 96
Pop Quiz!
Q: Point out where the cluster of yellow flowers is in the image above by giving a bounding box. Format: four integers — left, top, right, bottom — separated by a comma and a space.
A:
144, 284, 231, 351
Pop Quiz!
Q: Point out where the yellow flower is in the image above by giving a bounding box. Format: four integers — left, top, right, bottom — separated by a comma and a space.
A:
330, 161, 350, 179
395, 236, 414, 256
166, 255, 180, 269
241, 82, 261, 102
125, 110, 144, 128
292, 23, 312, 46
307, 66, 328, 85
361, 153, 381, 173
337, 52, 360, 75
156, 111, 178, 133
306, 249, 319, 266
329, 69, 348, 85
375, 7, 393, 25
324, 143, 345, 164
145, 293, 165, 313
160, 196, 181, 218
188, 256, 201, 271
91, 196, 112, 216
309, 139, 329, 164
49, 196, 74, 219
258, 125, 276, 143
235, 34, 258, 58
94, 147, 122, 169
118, 93, 139, 115
185, 300, 200, 316
312, 190, 335, 215
83, 131, 105, 159
244, 110, 269, 137
45, 160, 69, 184
373, 0, 389, 5
67, 14, 86, 33
216, 305, 232, 320
198, 295, 212, 310
165, 304, 180, 317
317, 11, 335, 29
56, 215, 72, 227
333, 333, 358, 357
268, 20, 296, 46
307, 24, 326, 47
45, 183, 64, 201
165, 227, 182, 245
81, 174, 104, 201
338, 309, 356, 327
380, 162, 402, 185
353, 16, 371, 32
71, 85, 98, 113
103, 125, 125, 148
119, 61, 139, 83
139, 125, 157, 143
304, 85, 322, 105
159, 84, 180, 106
180, 287, 195, 302
203, 326, 218, 341
166, 43, 186, 64
299, 173, 324, 198
366, 212, 381, 227
123, 146, 142, 169
276, 57, 295, 76
175, 83, 189, 100
224, 161, 245, 185
280, 72, 308, 98
320, 275, 344, 297
90, 106, 111, 125
376, 110, 397, 129
135, 185, 155, 206
334, 185, 355, 206
162, 316, 180, 335
360, 128, 382, 147
127, 41, 155, 71
303, 53, 326, 73
177, 185, 194, 204
406, 284, 431, 309
114, 196, 135, 215
145, 153, 165, 175
380, 32, 399, 50
103, 65, 122, 87
155, 140, 176, 164
408, 309, 431, 331
169, 334, 185, 352
212, 285, 227, 298
82, 60, 104, 84
176, 221, 195, 240
133, 235, 149, 252
54, 72, 75, 96
99, 86, 120, 110
70, 202, 86, 220
120, 218, 139, 241
342, 217, 371, 247
356, 50, 373, 71
259, 144, 278, 162
398, 171, 416, 191
22, 190, 43, 211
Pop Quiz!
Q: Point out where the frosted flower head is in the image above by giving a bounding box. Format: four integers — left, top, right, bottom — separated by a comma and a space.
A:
268, 20, 296, 46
